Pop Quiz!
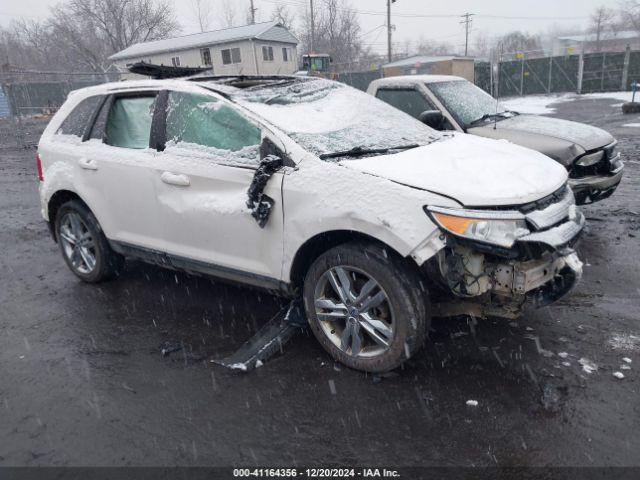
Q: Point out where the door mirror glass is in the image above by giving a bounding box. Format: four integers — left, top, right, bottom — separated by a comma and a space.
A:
419, 110, 444, 130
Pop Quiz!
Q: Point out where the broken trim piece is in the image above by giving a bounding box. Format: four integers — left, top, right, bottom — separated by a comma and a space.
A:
212, 299, 308, 372
247, 154, 283, 228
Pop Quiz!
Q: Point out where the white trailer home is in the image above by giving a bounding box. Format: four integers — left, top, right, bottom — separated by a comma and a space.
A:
109, 21, 299, 77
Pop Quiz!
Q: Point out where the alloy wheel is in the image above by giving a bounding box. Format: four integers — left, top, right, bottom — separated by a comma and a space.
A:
59, 212, 97, 275
314, 266, 395, 358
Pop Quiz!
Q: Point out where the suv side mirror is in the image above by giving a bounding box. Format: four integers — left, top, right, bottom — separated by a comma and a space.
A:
419, 110, 444, 130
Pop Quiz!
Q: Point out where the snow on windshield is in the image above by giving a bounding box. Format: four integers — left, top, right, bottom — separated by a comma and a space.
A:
234, 78, 440, 157
429, 80, 507, 126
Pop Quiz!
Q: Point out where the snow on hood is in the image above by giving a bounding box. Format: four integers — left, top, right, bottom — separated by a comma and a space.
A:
341, 133, 568, 207
487, 114, 614, 152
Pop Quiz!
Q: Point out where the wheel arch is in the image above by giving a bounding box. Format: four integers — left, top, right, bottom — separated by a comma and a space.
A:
288, 230, 410, 289
47, 190, 89, 242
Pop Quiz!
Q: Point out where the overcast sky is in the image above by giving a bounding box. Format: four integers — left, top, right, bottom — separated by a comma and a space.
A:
0, 0, 625, 55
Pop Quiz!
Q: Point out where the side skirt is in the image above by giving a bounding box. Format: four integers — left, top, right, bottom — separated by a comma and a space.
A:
109, 241, 294, 296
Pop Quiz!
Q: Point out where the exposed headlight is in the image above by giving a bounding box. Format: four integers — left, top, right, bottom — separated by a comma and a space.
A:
575, 150, 604, 167
426, 206, 530, 248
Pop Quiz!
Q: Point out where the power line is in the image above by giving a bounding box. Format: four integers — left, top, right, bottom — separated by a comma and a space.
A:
258, 0, 588, 20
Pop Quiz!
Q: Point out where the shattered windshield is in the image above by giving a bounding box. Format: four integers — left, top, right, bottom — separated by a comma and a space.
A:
429, 80, 513, 127
232, 78, 441, 158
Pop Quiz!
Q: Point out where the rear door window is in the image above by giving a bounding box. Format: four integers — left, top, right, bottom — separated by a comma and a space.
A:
57, 96, 103, 138
165, 91, 262, 166
106, 96, 156, 149
88, 97, 111, 140
375, 88, 436, 119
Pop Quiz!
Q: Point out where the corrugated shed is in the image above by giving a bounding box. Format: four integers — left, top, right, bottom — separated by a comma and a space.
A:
110, 21, 298, 61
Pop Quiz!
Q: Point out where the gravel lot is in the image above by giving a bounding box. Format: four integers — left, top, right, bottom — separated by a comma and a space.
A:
0, 96, 638, 468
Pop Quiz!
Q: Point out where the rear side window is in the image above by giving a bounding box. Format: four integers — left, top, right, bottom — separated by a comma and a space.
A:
165, 91, 261, 164
89, 98, 111, 140
56, 96, 103, 137
375, 88, 436, 119
106, 96, 156, 149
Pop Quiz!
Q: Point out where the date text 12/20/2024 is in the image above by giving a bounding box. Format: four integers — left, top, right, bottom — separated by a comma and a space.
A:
233, 468, 401, 478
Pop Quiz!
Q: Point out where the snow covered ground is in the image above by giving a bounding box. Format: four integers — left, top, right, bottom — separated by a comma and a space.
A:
502, 91, 636, 115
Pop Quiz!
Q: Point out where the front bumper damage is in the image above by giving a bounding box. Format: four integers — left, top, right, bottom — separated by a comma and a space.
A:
569, 148, 624, 205
430, 186, 585, 319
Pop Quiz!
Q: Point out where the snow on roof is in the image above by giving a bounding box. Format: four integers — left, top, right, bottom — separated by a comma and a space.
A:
383, 55, 472, 68
372, 75, 465, 86
557, 30, 639, 43
109, 21, 298, 61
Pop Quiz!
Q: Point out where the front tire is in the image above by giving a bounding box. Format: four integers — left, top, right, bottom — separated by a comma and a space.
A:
303, 242, 429, 372
55, 200, 123, 283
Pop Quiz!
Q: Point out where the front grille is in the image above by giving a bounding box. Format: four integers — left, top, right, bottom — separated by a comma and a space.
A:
524, 187, 574, 231
518, 185, 571, 215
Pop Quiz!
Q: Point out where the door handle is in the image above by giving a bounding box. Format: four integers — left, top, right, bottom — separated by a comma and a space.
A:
161, 171, 190, 187
78, 158, 98, 171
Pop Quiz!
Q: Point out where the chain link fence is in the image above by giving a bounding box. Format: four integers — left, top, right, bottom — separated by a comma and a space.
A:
0, 71, 122, 148
474, 47, 638, 97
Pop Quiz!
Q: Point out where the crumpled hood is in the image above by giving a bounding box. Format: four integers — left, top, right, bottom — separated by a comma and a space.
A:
469, 115, 614, 166
341, 133, 568, 207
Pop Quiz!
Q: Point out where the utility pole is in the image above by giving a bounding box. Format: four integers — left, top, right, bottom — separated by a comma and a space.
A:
387, 0, 396, 63
460, 12, 474, 56
310, 0, 315, 53
249, 0, 257, 24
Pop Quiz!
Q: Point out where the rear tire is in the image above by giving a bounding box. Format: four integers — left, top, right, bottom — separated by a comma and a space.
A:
303, 242, 429, 373
54, 200, 123, 283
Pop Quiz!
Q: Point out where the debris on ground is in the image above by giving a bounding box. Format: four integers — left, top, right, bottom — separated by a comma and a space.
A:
579, 357, 598, 374
608, 333, 640, 352
613, 372, 625, 379
540, 383, 566, 412
212, 299, 307, 372
161, 344, 182, 357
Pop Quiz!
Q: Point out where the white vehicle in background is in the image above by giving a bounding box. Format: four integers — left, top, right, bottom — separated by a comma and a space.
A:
37, 75, 584, 372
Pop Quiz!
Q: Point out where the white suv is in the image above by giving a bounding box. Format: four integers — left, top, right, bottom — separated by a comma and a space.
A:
38, 76, 585, 372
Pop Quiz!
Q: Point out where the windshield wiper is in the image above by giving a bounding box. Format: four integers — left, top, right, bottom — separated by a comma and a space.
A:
319, 144, 420, 160
468, 110, 519, 126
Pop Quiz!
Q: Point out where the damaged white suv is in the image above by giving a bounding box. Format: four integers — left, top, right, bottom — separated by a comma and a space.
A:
38, 76, 584, 372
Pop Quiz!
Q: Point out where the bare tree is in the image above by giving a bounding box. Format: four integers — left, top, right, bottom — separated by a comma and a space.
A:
190, 0, 213, 33
590, 6, 615, 51
619, 0, 640, 34
299, 0, 364, 69
414, 37, 455, 56
495, 31, 542, 56
472, 31, 491, 58
271, 3, 295, 31
219, 0, 237, 28
52, 0, 180, 55
5, 0, 180, 73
